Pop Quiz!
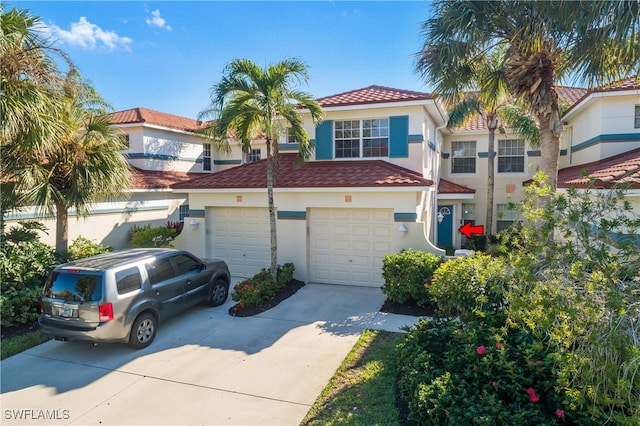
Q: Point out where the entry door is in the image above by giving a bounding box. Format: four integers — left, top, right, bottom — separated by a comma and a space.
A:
436, 205, 454, 248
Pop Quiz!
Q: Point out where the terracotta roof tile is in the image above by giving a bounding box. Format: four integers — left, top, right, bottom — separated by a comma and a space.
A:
315, 85, 434, 108
103, 107, 206, 133
131, 168, 206, 190
172, 154, 433, 189
591, 76, 639, 93
557, 148, 640, 189
438, 178, 476, 194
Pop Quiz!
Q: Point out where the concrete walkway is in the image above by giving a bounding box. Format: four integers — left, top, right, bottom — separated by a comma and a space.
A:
0, 282, 422, 425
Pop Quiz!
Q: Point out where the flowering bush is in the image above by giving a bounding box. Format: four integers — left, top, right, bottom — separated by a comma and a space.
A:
381, 249, 445, 306
396, 318, 591, 425
231, 263, 295, 309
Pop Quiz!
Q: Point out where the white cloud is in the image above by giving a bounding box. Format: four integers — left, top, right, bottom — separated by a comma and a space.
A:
146, 9, 172, 31
47, 17, 132, 51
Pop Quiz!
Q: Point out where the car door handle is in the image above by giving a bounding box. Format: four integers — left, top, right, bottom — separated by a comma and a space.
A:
186, 279, 191, 285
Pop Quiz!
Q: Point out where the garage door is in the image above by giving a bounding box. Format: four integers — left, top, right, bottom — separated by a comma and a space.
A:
309, 208, 394, 287
207, 207, 270, 278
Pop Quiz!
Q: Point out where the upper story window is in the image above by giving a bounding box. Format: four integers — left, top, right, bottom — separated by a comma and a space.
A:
335, 119, 389, 158
202, 143, 211, 171
248, 148, 261, 162
451, 141, 476, 173
286, 128, 299, 144
119, 133, 130, 149
635, 105, 640, 128
498, 139, 525, 173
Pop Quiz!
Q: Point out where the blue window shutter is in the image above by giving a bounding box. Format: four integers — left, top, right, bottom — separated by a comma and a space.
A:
315, 120, 333, 160
389, 115, 409, 158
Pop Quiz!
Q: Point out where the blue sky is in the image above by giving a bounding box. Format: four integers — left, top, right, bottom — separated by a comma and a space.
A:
10, 1, 434, 119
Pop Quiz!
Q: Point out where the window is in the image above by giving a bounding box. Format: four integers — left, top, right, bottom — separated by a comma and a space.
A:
172, 254, 201, 276
335, 119, 389, 158
451, 141, 476, 173
248, 148, 261, 162
635, 106, 640, 128
498, 139, 525, 173
496, 204, 522, 232
461, 203, 476, 246
179, 205, 189, 223
146, 259, 175, 285
116, 267, 142, 294
286, 128, 299, 144
202, 143, 211, 171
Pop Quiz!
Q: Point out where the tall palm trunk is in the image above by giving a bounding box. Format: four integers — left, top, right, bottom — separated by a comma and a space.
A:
485, 115, 497, 237
536, 110, 561, 191
54, 200, 69, 255
265, 137, 278, 277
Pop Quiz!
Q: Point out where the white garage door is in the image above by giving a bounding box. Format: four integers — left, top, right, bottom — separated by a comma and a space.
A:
207, 207, 270, 278
309, 208, 394, 287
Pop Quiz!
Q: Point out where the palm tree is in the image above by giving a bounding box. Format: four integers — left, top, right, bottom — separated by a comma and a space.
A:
445, 50, 539, 236
0, 5, 72, 217
201, 58, 324, 276
8, 72, 132, 255
417, 0, 639, 190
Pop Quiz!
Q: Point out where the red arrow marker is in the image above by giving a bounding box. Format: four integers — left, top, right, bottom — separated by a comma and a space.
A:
459, 222, 484, 238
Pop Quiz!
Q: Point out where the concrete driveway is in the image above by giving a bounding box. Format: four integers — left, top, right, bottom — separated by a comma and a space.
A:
1, 282, 421, 425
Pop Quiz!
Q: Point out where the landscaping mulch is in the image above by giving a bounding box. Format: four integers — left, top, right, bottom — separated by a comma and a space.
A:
1, 321, 39, 340
379, 299, 436, 317
228, 279, 306, 317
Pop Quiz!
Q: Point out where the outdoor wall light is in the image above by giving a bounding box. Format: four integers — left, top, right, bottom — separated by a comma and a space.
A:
397, 223, 408, 236
437, 212, 444, 224
189, 219, 199, 231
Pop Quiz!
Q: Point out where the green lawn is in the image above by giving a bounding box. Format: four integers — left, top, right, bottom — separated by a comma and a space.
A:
301, 329, 405, 426
1, 330, 49, 360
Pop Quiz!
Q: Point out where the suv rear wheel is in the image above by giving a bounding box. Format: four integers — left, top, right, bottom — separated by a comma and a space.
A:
129, 313, 157, 349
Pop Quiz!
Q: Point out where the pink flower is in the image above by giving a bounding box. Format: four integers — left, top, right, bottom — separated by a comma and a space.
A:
527, 388, 540, 403
477, 345, 486, 355
495, 342, 504, 350
556, 409, 565, 418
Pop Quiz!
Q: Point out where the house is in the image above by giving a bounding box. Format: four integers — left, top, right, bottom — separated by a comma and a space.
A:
5, 81, 637, 286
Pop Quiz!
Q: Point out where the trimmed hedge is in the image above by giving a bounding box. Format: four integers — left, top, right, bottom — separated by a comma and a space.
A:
381, 249, 445, 306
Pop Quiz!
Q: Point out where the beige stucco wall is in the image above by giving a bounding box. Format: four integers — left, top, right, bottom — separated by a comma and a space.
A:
4, 193, 187, 250
173, 188, 444, 282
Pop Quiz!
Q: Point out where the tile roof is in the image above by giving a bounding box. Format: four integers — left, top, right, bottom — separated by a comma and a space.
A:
315, 85, 434, 108
103, 107, 206, 133
438, 178, 476, 194
591, 76, 638, 93
557, 148, 640, 189
172, 153, 433, 190
455, 86, 589, 132
131, 168, 206, 190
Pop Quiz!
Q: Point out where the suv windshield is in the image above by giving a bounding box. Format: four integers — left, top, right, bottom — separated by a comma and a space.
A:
44, 271, 103, 302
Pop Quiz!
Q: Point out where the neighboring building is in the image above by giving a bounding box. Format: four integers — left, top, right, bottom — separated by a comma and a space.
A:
4, 81, 637, 286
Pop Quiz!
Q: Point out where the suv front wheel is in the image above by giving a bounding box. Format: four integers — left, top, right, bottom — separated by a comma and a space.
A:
129, 312, 157, 349
208, 279, 229, 307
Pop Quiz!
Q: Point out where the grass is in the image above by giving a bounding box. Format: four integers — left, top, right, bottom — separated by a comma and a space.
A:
300, 329, 405, 426
1, 330, 49, 360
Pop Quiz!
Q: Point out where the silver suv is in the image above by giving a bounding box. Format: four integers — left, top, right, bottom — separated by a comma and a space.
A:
39, 248, 230, 349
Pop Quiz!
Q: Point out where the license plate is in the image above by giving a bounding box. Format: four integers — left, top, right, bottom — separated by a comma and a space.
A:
56, 304, 76, 318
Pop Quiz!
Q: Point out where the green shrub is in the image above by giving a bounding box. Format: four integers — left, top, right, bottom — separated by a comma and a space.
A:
381, 249, 444, 306
231, 263, 295, 309
396, 319, 591, 426
430, 254, 511, 326
66, 236, 112, 260
0, 222, 57, 327
129, 223, 178, 248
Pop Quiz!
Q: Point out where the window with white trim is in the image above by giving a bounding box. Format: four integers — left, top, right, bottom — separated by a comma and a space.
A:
202, 143, 211, 171
179, 205, 189, 223
461, 203, 476, 246
635, 105, 640, 128
248, 148, 261, 162
498, 139, 525, 173
335, 119, 389, 158
451, 141, 476, 173
496, 204, 522, 232
286, 128, 299, 144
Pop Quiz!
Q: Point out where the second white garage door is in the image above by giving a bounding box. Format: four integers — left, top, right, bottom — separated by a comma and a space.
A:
309, 208, 394, 287
207, 207, 271, 278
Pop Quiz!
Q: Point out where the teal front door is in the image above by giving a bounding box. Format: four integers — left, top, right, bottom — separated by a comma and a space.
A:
437, 205, 454, 248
